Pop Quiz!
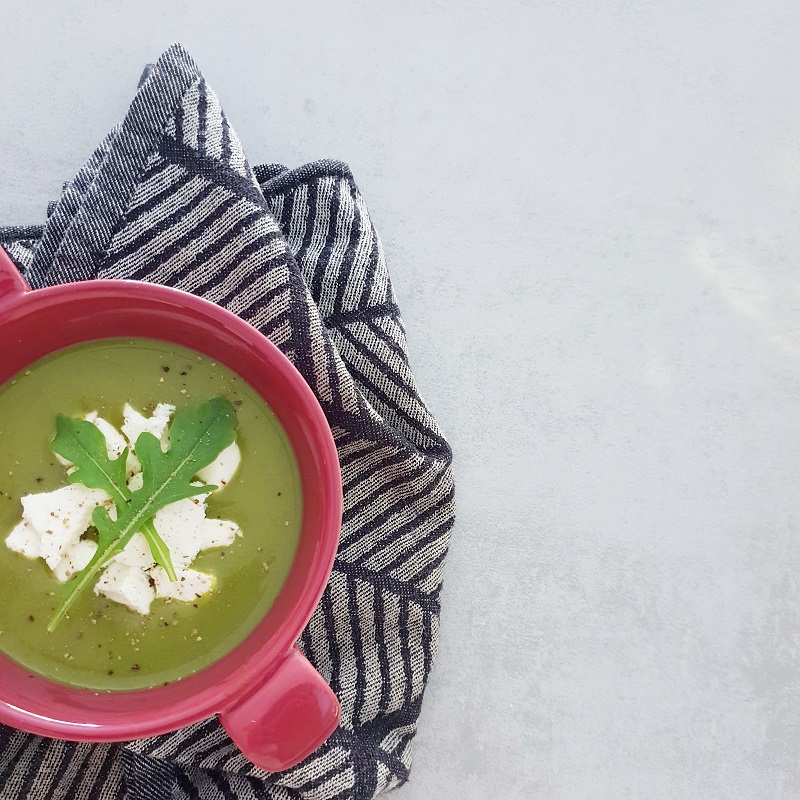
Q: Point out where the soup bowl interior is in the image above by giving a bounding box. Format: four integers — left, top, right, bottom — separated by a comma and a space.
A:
0, 275, 341, 742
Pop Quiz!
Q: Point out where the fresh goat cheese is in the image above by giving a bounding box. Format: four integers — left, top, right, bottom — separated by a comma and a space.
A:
4, 402, 242, 616
5, 519, 40, 559
112, 532, 155, 571
195, 441, 241, 489
54, 539, 98, 583
150, 566, 215, 601
121, 402, 175, 475
198, 517, 241, 550
122, 403, 173, 450
151, 493, 212, 568
6, 496, 103, 577
21, 484, 111, 570
84, 412, 128, 459
95, 561, 155, 615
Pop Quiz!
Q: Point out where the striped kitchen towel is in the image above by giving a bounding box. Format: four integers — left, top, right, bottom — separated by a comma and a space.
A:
0, 44, 455, 800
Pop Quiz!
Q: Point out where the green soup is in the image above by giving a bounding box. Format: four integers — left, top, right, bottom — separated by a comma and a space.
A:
0, 339, 301, 691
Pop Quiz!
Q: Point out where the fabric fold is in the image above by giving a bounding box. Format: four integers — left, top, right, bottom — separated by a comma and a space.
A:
0, 43, 454, 800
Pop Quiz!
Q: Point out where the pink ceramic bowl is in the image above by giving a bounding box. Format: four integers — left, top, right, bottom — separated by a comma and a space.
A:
0, 247, 342, 771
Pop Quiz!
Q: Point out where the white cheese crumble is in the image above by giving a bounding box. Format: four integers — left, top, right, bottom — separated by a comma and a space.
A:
198, 517, 241, 550
21, 484, 111, 570
195, 441, 241, 489
95, 561, 155, 616
151, 494, 211, 567
5, 519, 40, 559
121, 403, 174, 451
54, 539, 98, 582
85, 413, 127, 459
121, 402, 175, 475
112, 531, 155, 571
4, 404, 243, 615
150, 566, 216, 601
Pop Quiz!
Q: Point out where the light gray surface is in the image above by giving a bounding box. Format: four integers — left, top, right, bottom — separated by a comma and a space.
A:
2, 2, 800, 797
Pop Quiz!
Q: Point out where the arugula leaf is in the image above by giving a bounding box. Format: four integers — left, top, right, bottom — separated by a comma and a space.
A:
52, 416, 177, 581
47, 397, 238, 632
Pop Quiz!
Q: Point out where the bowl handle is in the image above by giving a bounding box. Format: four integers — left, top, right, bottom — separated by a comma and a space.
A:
0, 247, 30, 303
218, 645, 340, 772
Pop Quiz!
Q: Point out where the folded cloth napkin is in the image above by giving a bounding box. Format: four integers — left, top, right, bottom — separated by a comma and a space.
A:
0, 45, 455, 800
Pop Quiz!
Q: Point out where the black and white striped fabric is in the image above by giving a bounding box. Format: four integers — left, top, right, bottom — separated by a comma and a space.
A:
0, 44, 454, 800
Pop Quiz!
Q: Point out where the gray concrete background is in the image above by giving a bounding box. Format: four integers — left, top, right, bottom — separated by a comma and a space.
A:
2, 1, 800, 797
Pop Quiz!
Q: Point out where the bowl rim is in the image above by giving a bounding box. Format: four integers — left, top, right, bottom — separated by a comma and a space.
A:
0, 276, 342, 740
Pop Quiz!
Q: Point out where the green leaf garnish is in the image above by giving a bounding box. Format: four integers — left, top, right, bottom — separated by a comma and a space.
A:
47, 397, 237, 632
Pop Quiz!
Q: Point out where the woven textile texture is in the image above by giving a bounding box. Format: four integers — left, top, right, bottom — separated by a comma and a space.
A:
0, 45, 454, 800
